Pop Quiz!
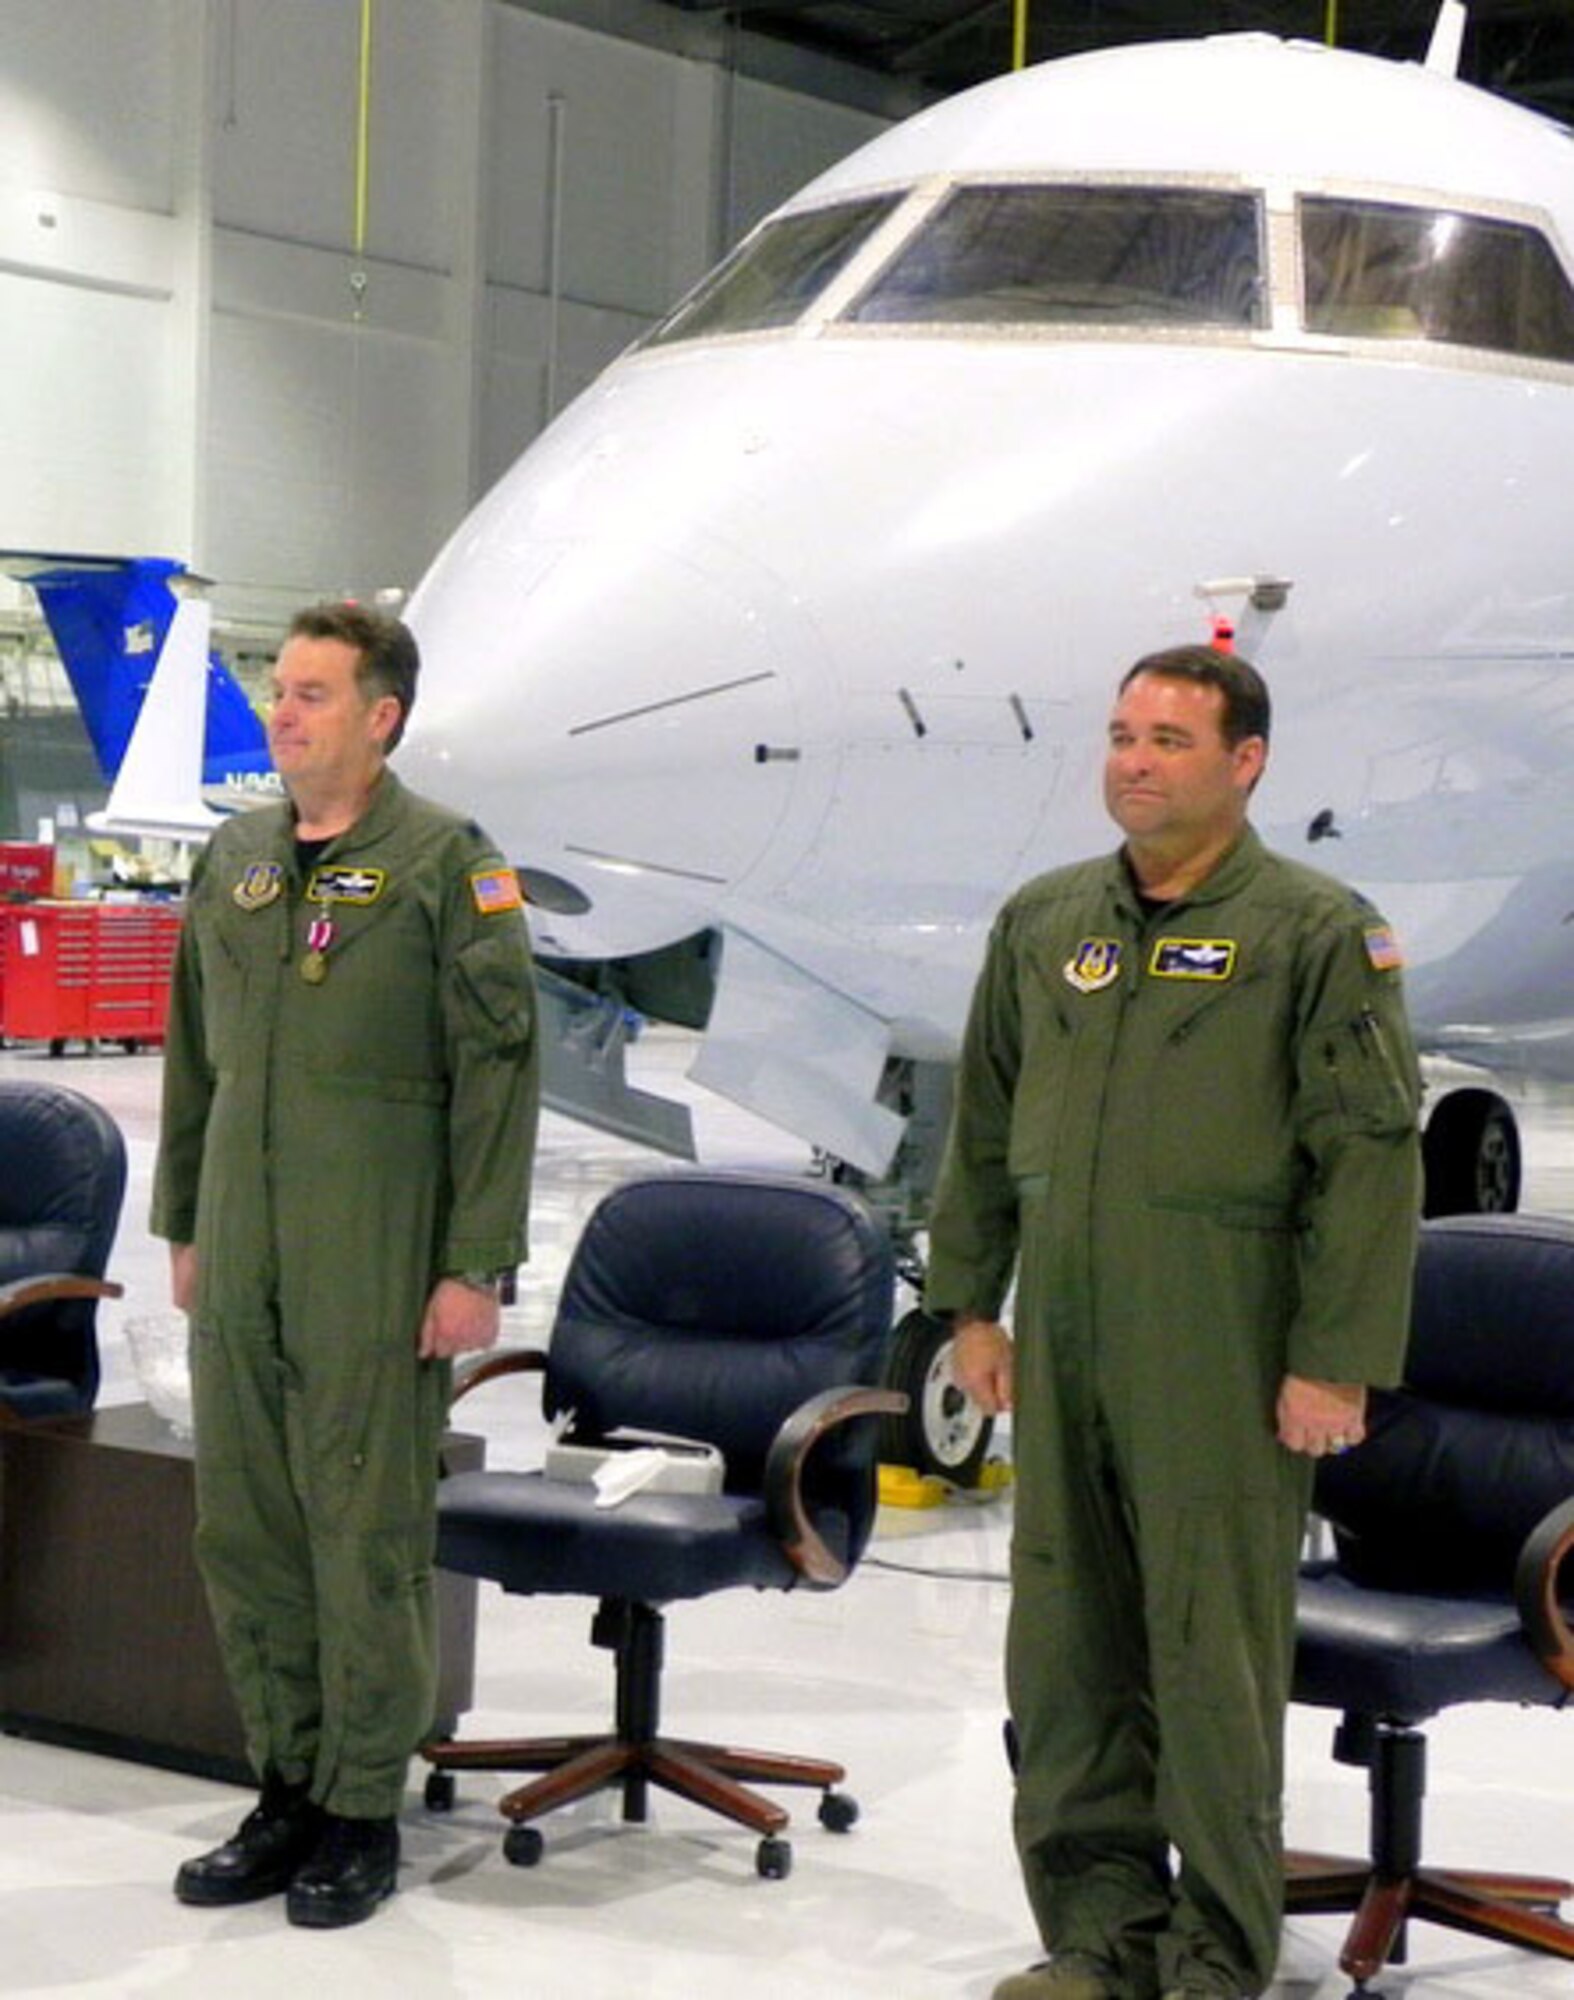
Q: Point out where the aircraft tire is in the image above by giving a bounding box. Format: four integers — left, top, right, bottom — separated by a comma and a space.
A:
1421, 1087, 1521, 1217
880, 1307, 993, 1487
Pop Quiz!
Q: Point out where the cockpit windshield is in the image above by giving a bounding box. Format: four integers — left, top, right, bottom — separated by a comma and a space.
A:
645, 195, 901, 347
1301, 196, 1574, 362
641, 176, 1574, 374
843, 185, 1266, 329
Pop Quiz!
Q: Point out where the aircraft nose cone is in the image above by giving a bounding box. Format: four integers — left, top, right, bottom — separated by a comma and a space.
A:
405, 535, 809, 957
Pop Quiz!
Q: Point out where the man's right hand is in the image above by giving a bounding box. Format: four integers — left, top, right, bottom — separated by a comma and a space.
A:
951, 1317, 1014, 1414
169, 1242, 198, 1314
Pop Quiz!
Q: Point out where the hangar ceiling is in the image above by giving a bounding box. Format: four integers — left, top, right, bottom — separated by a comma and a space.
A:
658, 1, 1574, 119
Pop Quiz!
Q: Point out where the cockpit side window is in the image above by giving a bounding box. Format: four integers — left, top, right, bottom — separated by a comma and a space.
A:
1301, 196, 1574, 362
842, 185, 1266, 328
645, 196, 902, 347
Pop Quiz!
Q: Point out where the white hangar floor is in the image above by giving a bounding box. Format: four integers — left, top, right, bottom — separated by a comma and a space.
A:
2, 1031, 1573, 2000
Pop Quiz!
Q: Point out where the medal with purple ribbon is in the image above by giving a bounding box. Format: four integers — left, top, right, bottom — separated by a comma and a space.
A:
301, 914, 335, 985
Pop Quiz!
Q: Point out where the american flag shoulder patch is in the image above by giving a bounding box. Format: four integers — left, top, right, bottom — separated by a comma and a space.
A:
1364, 923, 1403, 971
470, 866, 524, 916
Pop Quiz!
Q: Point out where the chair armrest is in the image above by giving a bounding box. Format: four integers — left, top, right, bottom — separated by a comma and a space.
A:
0, 1273, 124, 1319
1514, 1493, 1574, 1691
764, 1384, 908, 1588
448, 1346, 546, 1405
0, 1273, 123, 1431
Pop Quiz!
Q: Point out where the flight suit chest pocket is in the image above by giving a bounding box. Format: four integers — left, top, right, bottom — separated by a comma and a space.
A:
1006, 972, 1080, 1181
304, 892, 442, 1077
200, 899, 277, 1063
1143, 967, 1300, 1218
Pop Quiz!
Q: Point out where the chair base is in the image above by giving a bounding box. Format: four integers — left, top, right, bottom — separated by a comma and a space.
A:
425, 1727, 846, 1837
1286, 1850, 1574, 1987
419, 1597, 856, 1867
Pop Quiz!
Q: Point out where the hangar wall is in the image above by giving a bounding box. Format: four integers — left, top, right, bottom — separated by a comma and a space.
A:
0, 0, 892, 631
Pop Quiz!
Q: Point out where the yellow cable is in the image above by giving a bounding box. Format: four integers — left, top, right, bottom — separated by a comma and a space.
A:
1013, 0, 1029, 71
354, 0, 373, 257
1325, 0, 1338, 47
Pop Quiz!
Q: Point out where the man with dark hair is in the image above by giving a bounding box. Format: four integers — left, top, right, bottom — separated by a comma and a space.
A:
1116, 644, 1272, 753
154, 603, 538, 1928
286, 601, 420, 748
927, 646, 1421, 2000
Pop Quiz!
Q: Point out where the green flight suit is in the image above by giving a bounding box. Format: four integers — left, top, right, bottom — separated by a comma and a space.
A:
151, 771, 539, 1819
926, 828, 1420, 1999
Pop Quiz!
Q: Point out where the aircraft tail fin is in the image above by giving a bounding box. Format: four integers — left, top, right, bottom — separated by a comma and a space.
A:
0, 551, 268, 786
89, 599, 224, 841
1424, 0, 1467, 79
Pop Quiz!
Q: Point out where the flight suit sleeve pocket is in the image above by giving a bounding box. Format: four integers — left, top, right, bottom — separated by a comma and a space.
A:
450, 929, 534, 1049
1307, 1008, 1418, 1136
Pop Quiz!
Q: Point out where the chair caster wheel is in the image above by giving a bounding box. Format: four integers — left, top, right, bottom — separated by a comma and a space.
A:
503, 1824, 544, 1867
424, 1769, 457, 1812
818, 1791, 858, 1833
756, 1835, 793, 1880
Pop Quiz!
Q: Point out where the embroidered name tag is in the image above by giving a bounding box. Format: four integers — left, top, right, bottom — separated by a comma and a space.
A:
1150, 938, 1237, 980
306, 867, 386, 905
1064, 938, 1122, 993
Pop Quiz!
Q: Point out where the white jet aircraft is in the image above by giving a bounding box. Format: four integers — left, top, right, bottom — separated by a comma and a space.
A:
402, 12, 1574, 1475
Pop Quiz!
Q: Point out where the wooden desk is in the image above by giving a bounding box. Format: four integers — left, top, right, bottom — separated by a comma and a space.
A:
0, 1402, 480, 1785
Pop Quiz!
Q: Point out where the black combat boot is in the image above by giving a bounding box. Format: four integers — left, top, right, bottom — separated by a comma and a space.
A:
174, 1773, 323, 1906
285, 1812, 400, 1928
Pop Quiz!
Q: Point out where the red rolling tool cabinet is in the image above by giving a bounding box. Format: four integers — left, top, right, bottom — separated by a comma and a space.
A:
0, 902, 182, 1054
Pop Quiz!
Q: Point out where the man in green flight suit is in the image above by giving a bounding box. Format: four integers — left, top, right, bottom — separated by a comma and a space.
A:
153, 602, 539, 1928
926, 646, 1421, 2000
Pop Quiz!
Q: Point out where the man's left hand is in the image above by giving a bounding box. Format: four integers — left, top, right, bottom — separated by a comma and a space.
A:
419, 1277, 502, 1360
1276, 1374, 1368, 1457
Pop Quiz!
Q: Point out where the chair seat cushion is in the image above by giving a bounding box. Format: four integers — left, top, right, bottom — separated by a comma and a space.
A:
0, 1370, 87, 1419
1295, 1565, 1561, 1720
436, 1470, 833, 1602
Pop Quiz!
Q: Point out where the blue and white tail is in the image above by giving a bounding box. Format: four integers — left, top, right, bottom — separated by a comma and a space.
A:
1, 551, 278, 836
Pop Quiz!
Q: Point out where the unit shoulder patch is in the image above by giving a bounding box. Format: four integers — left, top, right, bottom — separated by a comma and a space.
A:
1063, 938, 1122, 993
1149, 937, 1237, 980
232, 861, 283, 911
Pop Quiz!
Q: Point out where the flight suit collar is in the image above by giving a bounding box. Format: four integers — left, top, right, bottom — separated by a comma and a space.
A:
281, 768, 407, 866
1110, 824, 1264, 921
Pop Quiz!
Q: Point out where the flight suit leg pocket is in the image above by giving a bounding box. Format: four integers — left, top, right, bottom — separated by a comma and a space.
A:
1151, 1501, 1260, 1720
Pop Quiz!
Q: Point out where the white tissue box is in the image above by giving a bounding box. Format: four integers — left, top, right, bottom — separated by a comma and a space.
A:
544, 1426, 724, 1499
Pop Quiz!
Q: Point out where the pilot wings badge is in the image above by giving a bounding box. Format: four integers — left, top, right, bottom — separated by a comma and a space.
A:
1064, 938, 1122, 994
1150, 938, 1237, 980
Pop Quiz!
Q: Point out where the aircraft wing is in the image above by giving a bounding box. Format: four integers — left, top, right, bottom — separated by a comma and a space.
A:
689, 927, 904, 1174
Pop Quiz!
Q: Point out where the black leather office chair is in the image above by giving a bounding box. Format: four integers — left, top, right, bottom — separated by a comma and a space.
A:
422, 1169, 901, 1879
1286, 1212, 1574, 1990
0, 1081, 125, 1421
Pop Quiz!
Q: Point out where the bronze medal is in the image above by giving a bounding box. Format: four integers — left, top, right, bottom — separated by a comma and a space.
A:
301, 914, 335, 984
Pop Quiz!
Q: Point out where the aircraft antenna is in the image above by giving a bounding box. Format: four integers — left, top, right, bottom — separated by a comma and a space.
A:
1424, 1, 1467, 78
